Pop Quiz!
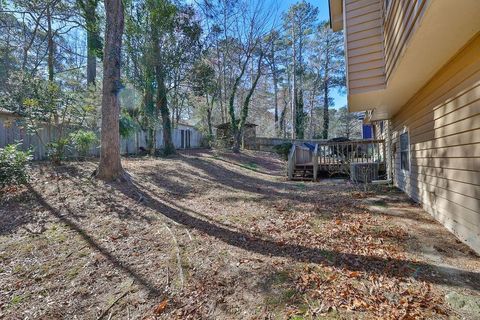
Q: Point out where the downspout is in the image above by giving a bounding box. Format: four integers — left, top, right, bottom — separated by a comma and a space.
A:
386, 119, 393, 181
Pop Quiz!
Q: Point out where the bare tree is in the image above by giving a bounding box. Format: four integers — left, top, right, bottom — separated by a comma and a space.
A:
223, 0, 273, 153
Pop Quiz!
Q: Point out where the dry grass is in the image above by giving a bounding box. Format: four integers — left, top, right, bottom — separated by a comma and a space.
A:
0, 149, 479, 319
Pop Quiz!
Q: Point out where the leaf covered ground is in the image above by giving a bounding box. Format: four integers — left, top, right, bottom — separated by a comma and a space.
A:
1, 149, 479, 319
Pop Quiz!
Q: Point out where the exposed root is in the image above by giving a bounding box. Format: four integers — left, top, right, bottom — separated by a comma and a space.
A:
96, 290, 129, 320
161, 224, 184, 290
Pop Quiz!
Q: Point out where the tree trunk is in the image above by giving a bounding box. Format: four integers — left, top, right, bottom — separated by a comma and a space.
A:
322, 80, 329, 139
207, 108, 213, 137
291, 25, 297, 139
78, 0, 101, 86
85, 0, 98, 86
308, 87, 316, 139
234, 52, 263, 153
206, 94, 213, 137
232, 130, 242, 153
156, 72, 175, 155
322, 38, 331, 140
280, 88, 288, 137
149, 129, 156, 155
151, 35, 175, 156
228, 56, 250, 153
46, 5, 54, 82
296, 89, 304, 139
271, 43, 279, 136
143, 72, 155, 153
87, 53, 96, 85
97, 0, 125, 180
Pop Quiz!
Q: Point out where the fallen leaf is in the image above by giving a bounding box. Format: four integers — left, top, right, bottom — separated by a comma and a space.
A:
153, 299, 168, 314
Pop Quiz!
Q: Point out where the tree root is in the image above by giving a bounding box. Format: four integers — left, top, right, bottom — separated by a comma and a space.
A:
161, 224, 184, 289
96, 290, 129, 320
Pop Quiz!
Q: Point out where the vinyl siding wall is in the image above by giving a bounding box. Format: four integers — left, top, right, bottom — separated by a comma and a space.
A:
345, 0, 386, 94
391, 33, 480, 253
383, 0, 427, 81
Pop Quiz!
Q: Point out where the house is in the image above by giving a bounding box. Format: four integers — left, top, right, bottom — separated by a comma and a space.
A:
329, 0, 480, 253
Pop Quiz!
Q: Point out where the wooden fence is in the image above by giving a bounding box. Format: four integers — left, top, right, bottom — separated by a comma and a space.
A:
253, 137, 330, 152
0, 116, 203, 160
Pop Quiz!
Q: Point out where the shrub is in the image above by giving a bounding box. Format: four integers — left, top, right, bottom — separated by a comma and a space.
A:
0, 143, 32, 188
119, 111, 137, 138
69, 130, 97, 159
46, 138, 69, 165
273, 142, 293, 161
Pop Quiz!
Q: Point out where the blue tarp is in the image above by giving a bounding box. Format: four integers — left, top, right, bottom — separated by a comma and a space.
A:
303, 142, 316, 151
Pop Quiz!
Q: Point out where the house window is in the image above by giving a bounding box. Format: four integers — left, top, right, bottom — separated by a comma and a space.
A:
400, 132, 409, 171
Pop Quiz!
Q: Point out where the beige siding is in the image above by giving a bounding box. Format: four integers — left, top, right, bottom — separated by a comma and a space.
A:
391, 33, 480, 253
383, 0, 427, 81
345, 0, 386, 94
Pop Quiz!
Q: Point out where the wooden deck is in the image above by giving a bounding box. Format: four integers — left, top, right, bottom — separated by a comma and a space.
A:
288, 139, 386, 181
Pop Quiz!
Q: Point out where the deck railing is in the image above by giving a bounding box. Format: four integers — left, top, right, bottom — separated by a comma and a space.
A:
287, 139, 386, 180
316, 139, 386, 165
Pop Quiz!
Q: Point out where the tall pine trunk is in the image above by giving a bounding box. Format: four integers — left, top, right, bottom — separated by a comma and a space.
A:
271, 43, 279, 136
322, 45, 331, 139
322, 81, 329, 139
86, 4, 98, 86
291, 25, 297, 139
79, 0, 101, 86
97, 0, 124, 180
46, 5, 54, 82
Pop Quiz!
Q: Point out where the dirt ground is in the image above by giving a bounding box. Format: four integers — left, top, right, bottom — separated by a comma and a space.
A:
1, 149, 479, 319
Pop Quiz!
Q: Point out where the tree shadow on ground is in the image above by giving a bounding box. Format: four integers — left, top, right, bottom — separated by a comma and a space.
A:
109, 177, 480, 291
178, 155, 336, 203
27, 184, 165, 298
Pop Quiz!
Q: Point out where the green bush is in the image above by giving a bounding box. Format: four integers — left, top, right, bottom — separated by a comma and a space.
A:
0, 143, 32, 188
46, 138, 69, 165
69, 130, 97, 159
273, 142, 293, 160
119, 111, 137, 138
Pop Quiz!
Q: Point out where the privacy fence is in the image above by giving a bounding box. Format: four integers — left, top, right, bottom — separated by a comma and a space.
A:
251, 137, 333, 152
0, 116, 203, 160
